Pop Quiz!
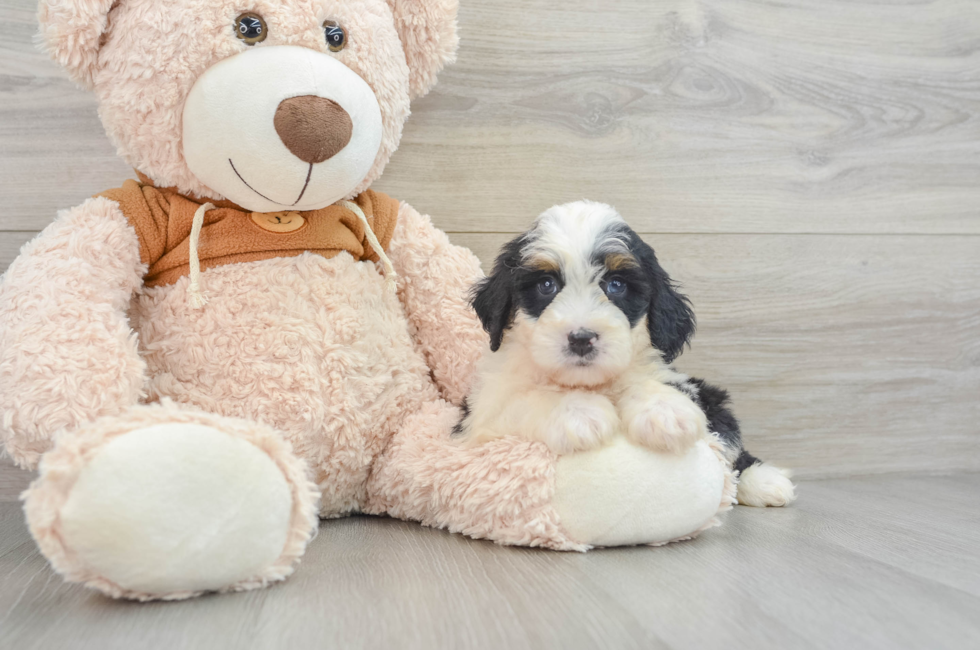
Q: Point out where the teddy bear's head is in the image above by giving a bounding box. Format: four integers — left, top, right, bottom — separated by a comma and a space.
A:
38, 0, 458, 212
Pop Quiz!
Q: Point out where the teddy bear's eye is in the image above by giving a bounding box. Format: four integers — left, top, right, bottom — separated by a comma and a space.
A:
235, 13, 267, 45
323, 20, 347, 52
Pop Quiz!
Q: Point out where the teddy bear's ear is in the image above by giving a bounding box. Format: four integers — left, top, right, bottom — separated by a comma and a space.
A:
387, 0, 460, 100
37, 0, 116, 89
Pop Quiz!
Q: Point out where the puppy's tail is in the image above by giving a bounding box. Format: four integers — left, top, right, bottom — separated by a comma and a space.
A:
733, 449, 759, 474
734, 449, 797, 508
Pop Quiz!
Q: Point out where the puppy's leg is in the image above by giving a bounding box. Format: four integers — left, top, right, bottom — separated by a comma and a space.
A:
458, 388, 617, 455
675, 378, 742, 462
543, 392, 619, 454
734, 450, 797, 507
618, 382, 707, 454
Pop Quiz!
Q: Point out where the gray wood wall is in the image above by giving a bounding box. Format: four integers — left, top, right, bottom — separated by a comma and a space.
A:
1, 0, 978, 477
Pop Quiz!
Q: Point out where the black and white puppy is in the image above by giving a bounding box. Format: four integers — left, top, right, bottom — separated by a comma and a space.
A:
455, 200, 795, 507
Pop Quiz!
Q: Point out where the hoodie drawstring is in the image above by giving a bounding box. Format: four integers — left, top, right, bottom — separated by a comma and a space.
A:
336, 200, 398, 293
185, 199, 397, 309
187, 202, 214, 309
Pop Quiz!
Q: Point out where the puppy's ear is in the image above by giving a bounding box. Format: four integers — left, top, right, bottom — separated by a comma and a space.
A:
471, 236, 523, 352
471, 275, 513, 352
632, 235, 696, 363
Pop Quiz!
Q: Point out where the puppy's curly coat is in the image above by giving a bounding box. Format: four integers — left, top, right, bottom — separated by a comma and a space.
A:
455, 201, 796, 508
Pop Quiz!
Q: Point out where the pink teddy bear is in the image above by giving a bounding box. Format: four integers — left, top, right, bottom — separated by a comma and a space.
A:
0, 0, 734, 601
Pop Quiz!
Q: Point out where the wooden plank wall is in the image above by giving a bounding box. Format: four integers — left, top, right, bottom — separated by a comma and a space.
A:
1, 0, 978, 477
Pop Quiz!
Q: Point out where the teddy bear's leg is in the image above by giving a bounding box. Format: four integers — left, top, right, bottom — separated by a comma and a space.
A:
23, 402, 319, 601
367, 400, 738, 551
365, 400, 588, 551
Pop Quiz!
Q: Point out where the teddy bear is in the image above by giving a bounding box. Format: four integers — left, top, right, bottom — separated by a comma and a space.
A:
0, 0, 735, 601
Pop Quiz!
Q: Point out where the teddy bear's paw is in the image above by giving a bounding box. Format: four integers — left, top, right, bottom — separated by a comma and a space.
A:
624, 393, 707, 454
34, 421, 311, 600
553, 437, 729, 547
543, 393, 619, 455
737, 462, 797, 507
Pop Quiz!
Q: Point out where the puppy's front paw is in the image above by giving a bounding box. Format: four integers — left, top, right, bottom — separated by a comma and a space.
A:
544, 393, 619, 454
624, 394, 706, 453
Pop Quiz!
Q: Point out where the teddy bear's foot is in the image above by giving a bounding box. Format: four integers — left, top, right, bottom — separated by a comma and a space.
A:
23, 404, 319, 601
553, 436, 732, 547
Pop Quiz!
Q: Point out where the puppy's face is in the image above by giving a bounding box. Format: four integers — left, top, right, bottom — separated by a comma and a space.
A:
472, 201, 695, 387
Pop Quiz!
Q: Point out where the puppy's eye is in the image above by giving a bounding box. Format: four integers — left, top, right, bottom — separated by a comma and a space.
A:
235, 13, 267, 45
537, 276, 558, 296
323, 20, 347, 52
604, 278, 626, 296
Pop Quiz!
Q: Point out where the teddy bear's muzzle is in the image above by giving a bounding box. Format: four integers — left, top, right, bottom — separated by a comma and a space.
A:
181, 45, 383, 214
274, 95, 353, 164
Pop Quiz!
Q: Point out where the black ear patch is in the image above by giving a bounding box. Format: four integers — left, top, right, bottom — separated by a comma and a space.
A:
630, 233, 696, 363
471, 235, 525, 352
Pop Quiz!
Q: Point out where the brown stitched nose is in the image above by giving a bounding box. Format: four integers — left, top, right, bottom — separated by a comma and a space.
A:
274, 95, 353, 164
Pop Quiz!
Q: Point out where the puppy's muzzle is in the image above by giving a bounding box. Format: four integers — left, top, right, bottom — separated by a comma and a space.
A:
567, 329, 599, 357
274, 95, 353, 164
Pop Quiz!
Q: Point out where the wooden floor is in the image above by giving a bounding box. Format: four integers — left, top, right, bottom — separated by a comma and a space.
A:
0, 466, 977, 650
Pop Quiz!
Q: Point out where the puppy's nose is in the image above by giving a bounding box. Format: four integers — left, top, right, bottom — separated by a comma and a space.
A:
567, 329, 598, 357
274, 95, 353, 164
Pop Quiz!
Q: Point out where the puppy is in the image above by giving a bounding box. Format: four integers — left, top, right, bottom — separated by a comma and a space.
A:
454, 200, 795, 507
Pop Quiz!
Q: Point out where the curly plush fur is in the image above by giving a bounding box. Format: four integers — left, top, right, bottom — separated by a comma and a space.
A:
22, 402, 320, 601
2, 0, 737, 601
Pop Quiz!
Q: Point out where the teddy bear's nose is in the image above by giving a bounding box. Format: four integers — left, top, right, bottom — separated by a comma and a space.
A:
274, 95, 353, 164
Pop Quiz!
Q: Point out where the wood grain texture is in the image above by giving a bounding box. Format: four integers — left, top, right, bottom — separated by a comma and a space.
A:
454, 232, 980, 478
2, 1, 979, 476
376, 0, 980, 234
0, 470, 978, 650
0, 0, 130, 230
3, 0, 979, 232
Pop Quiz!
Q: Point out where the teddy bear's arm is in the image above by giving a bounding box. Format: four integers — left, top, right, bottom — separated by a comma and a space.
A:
386, 202, 488, 405
0, 197, 148, 469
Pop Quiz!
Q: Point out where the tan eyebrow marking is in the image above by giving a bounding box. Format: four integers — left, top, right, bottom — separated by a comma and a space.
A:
526, 256, 561, 273
605, 253, 639, 271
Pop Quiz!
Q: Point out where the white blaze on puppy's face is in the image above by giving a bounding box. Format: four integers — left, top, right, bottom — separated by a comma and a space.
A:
480, 201, 656, 387
516, 203, 639, 386
471, 200, 696, 388
524, 283, 633, 386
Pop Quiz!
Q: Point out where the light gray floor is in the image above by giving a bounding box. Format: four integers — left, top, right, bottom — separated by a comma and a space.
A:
1, 469, 978, 650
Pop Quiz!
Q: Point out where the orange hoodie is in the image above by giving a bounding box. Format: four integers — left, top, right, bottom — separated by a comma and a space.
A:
99, 174, 399, 287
